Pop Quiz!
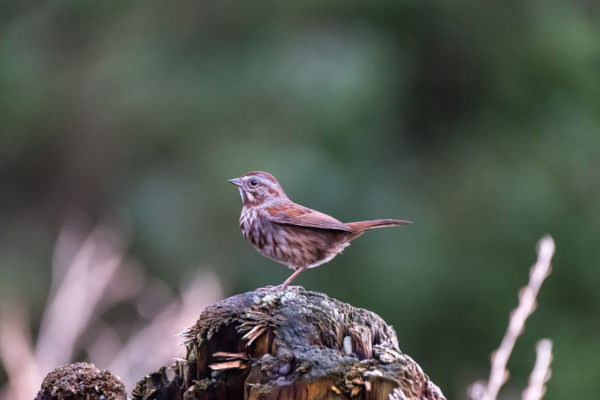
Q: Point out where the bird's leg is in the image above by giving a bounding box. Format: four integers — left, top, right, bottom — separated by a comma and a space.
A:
257, 266, 307, 291
279, 266, 307, 288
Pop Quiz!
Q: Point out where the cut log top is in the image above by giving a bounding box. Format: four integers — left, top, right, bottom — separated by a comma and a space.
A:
183, 289, 398, 362
134, 289, 446, 400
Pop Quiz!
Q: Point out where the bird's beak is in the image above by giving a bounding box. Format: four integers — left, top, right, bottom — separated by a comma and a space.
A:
228, 177, 243, 187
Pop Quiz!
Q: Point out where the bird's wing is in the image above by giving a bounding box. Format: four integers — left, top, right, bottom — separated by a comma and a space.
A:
267, 203, 353, 232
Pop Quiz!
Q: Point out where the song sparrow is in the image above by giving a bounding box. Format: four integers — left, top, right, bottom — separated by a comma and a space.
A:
229, 171, 410, 288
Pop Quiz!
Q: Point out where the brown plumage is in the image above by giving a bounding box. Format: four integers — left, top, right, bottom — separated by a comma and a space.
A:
229, 171, 410, 288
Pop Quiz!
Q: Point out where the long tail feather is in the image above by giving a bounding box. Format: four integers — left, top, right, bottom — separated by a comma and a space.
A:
346, 219, 411, 233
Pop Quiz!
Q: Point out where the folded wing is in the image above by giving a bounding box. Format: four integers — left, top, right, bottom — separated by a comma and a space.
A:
267, 203, 353, 232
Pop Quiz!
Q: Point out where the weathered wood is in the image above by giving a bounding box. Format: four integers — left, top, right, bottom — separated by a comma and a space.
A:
133, 289, 445, 400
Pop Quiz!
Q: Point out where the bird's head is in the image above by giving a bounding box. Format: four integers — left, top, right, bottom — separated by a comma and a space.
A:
228, 171, 287, 206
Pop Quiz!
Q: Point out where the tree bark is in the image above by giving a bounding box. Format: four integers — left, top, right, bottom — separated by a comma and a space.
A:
133, 288, 445, 400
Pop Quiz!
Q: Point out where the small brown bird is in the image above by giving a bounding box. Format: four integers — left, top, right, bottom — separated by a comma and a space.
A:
229, 171, 410, 288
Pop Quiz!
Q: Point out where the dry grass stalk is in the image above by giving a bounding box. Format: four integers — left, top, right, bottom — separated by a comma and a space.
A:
0, 220, 222, 400
469, 235, 555, 400
522, 339, 553, 400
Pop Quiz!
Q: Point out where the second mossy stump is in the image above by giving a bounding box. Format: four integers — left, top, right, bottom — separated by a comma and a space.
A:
133, 289, 445, 400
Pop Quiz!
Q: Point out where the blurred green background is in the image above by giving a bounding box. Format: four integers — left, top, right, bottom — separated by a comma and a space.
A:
1, 1, 599, 399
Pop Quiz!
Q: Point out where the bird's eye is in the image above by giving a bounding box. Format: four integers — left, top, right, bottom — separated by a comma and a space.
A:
249, 179, 259, 187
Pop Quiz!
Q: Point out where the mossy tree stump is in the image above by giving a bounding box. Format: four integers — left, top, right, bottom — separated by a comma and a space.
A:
133, 289, 445, 400
35, 362, 126, 400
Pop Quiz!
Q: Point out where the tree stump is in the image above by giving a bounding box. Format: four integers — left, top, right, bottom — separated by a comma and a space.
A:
133, 289, 445, 400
